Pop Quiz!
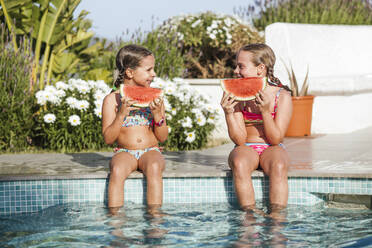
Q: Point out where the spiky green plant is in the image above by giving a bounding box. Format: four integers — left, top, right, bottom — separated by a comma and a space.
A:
282, 60, 309, 97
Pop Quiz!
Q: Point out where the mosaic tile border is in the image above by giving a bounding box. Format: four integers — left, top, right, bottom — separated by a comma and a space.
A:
0, 177, 371, 215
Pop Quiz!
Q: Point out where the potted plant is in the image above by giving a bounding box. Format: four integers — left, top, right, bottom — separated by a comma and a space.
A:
282, 61, 315, 137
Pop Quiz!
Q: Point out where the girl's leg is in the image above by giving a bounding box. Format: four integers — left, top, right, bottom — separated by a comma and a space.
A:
228, 146, 260, 209
259, 145, 290, 207
108, 152, 138, 209
138, 150, 165, 207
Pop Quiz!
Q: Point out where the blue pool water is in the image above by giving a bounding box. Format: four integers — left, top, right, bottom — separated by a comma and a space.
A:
1, 203, 371, 247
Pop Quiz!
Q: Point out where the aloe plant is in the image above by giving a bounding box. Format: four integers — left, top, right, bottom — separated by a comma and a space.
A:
282, 60, 309, 97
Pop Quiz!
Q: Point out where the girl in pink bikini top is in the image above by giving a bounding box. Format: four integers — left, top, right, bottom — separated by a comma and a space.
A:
242, 88, 282, 125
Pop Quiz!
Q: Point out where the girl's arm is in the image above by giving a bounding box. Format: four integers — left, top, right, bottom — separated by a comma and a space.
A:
221, 93, 247, 145
258, 90, 293, 145
101, 93, 136, 145
150, 98, 168, 143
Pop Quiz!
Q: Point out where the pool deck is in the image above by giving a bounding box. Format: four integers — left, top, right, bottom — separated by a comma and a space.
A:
1, 126, 372, 181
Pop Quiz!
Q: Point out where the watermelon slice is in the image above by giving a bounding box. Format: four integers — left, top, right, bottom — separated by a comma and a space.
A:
119, 84, 163, 107
221, 77, 267, 101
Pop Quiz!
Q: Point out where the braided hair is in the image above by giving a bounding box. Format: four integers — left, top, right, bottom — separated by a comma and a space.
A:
113, 44, 153, 90
239, 44, 291, 92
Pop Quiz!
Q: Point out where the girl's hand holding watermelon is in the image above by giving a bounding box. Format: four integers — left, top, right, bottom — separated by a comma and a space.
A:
118, 98, 139, 116
221, 92, 238, 114
149, 97, 164, 117
254, 90, 271, 114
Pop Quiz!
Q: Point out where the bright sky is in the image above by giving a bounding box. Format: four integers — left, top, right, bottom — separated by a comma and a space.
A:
75, 0, 254, 40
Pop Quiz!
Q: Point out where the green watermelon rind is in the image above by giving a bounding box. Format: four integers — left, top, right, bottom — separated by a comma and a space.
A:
119, 84, 163, 108
220, 77, 267, 101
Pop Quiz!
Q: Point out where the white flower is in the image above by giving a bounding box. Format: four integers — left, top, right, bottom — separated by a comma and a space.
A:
44, 85, 58, 94
94, 90, 106, 102
207, 115, 216, 124
209, 33, 216, 40
96, 80, 111, 94
43, 113, 56, 124
94, 99, 103, 109
66, 97, 78, 109
151, 77, 167, 89
55, 89, 66, 98
202, 104, 216, 113
94, 107, 102, 118
185, 131, 196, 143
35, 90, 47, 105
171, 107, 177, 116
166, 113, 172, 121
87, 80, 97, 89
196, 115, 206, 126
50, 95, 61, 105
68, 115, 81, 126
164, 84, 176, 95
191, 108, 203, 116
163, 98, 171, 111
55, 81, 68, 90
168, 126, 172, 133
68, 79, 90, 93
76, 84, 90, 94
43, 90, 53, 101
37, 88, 60, 105
180, 116, 192, 128
211, 20, 219, 29
75, 100, 89, 111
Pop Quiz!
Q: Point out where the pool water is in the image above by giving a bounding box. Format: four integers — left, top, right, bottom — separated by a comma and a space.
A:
1, 203, 371, 247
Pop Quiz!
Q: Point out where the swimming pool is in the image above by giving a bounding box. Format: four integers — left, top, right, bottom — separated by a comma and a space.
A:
1, 202, 371, 247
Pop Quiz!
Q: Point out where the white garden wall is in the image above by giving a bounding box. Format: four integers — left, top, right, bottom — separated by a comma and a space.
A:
265, 23, 372, 134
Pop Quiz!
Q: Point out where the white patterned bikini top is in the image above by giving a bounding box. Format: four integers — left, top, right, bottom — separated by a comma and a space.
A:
122, 107, 153, 127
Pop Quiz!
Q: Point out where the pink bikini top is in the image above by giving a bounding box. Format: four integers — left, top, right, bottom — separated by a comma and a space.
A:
242, 89, 282, 125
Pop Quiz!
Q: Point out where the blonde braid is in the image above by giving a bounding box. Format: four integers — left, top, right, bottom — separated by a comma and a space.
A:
267, 67, 291, 92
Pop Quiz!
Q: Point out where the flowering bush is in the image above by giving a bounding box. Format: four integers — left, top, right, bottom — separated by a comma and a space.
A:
155, 11, 264, 78
151, 77, 220, 151
34, 78, 219, 152
34, 79, 111, 152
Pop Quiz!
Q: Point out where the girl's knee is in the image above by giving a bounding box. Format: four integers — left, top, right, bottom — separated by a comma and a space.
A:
270, 161, 288, 177
230, 157, 257, 176
144, 160, 164, 177
110, 161, 131, 180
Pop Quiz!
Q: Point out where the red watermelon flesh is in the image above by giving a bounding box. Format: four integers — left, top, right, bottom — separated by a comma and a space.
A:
221, 77, 267, 101
120, 84, 163, 107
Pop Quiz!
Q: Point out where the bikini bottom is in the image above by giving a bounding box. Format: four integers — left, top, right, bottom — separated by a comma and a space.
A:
114, 147, 161, 160
244, 142, 284, 155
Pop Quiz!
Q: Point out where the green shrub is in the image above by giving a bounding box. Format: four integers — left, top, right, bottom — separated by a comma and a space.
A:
236, 0, 372, 31
33, 79, 110, 152
0, 29, 35, 152
153, 11, 264, 78
142, 30, 185, 80
80, 29, 185, 85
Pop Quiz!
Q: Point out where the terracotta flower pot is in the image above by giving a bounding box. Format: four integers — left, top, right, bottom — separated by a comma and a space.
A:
285, 95, 315, 137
